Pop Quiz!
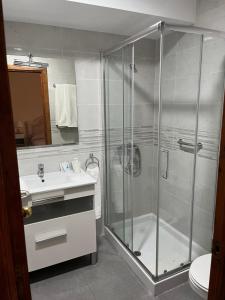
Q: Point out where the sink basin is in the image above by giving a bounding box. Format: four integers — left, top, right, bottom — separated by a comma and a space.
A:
20, 170, 96, 194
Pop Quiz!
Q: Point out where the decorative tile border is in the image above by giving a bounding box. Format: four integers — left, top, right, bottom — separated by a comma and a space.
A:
106, 126, 220, 161
17, 125, 220, 162
17, 129, 104, 160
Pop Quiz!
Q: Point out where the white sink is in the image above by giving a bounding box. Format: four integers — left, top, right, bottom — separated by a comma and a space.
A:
20, 170, 96, 194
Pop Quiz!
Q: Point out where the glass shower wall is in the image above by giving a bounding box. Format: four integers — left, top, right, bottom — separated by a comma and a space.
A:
104, 22, 225, 281
192, 35, 225, 258
105, 46, 134, 248
131, 33, 161, 276
157, 31, 204, 276
105, 49, 124, 241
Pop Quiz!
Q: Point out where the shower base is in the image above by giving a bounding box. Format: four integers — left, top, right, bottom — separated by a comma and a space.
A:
105, 213, 207, 296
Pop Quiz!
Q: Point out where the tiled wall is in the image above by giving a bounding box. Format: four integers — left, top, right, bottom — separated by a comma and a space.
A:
5, 21, 125, 235
5, 21, 159, 235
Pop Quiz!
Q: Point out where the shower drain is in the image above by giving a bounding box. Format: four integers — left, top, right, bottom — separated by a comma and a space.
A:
134, 251, 141, 257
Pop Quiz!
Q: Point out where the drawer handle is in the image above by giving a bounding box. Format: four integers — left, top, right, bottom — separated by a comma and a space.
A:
35, 229, 67, 244
33, 195, 64, 207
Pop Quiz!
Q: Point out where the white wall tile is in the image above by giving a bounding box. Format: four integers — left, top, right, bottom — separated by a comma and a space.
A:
76, 80, 101, 106
77, 105, 102, 130
75, 54, 101, 80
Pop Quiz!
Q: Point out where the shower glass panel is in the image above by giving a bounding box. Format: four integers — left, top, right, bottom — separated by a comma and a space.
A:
131, 32, 161, 276
105, 46, 134, 247
157, 31, 203, 276
192, 35, 225, 259
104, 21, 225, 282
105, 49, 124, 241
123, 45, 134, 250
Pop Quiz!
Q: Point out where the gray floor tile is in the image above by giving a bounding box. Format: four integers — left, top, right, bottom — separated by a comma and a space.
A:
156, 282, 202, 300
31, 237, 200, 300
32, 286, 95, 300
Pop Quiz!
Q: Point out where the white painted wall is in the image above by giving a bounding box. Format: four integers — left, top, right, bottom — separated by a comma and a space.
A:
3, 0, 196, 37
196, 0, 225, 31
69, 0, 197, 23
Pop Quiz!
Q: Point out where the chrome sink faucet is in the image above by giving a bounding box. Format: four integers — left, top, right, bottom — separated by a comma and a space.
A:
37, 163, 44, 181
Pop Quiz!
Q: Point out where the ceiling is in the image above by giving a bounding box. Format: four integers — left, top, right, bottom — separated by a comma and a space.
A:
3, 0, 193, 37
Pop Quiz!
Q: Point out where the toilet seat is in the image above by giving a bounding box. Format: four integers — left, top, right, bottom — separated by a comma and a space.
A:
189, 254, 211, 299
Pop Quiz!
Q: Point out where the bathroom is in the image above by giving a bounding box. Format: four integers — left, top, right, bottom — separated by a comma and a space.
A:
1, 0, 225, 299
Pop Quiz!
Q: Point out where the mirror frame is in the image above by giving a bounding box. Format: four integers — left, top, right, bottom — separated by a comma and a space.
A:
8, 65, 52, 148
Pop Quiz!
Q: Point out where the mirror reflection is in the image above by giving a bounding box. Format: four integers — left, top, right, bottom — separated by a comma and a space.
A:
7, 53, 78, 148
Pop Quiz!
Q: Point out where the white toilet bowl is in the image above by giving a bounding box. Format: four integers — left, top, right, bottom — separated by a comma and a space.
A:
189, 254, 211, 299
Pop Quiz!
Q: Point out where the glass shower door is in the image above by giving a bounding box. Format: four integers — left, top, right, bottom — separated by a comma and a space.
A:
117, 33, 163, 276
157, 31, 203, 276
105, 49, 125, 241
105, 47, 133, 247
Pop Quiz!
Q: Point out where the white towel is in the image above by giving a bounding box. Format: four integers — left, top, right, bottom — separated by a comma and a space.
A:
86, 165, 101, 219
55, 84, 78, 128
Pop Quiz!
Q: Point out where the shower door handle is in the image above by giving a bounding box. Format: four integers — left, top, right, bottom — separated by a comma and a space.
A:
161, 149, 169, 179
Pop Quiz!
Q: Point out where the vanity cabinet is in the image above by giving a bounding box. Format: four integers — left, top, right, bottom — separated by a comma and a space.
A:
23, 180, 97, 272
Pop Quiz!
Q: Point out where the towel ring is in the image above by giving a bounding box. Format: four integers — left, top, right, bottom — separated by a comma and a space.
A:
85, 153, 100, 170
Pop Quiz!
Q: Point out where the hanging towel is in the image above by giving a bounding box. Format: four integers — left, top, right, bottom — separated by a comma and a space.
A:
55, 84, 78, 128
86, 165, 101, 219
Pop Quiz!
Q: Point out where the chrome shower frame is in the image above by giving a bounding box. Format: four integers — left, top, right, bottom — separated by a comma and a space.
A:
103, 20, 225, 287
103, 22, 225, 56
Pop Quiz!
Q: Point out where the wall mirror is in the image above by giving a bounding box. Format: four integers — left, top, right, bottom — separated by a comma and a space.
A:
7, 53, 79, 148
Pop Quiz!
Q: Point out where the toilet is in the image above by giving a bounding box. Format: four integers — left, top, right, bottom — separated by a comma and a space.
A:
189, 254, 212, 299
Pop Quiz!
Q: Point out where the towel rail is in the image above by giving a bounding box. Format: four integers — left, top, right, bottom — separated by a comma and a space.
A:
85, 153, 100, 170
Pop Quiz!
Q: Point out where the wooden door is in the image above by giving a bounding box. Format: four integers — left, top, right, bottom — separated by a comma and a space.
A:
0, 0, 31, 299
208, 94, 225, 299
1, 0, 225, 298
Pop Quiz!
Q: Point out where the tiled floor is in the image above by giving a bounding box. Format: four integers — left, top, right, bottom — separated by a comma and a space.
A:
31, 237, 202, 300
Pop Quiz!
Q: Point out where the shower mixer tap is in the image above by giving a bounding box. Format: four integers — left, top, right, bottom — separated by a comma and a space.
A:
117, 143, 141, 177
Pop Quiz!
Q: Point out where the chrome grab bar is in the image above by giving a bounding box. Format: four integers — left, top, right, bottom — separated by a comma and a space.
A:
177, 139, 203, 153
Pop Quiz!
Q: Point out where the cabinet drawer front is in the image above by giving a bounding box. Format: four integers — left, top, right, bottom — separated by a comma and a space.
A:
25, 211, 96, 272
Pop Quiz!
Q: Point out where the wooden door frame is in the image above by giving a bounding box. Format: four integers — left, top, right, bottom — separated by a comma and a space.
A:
8, 65, 52, 145
0, 1, 31, 299
0, 0, 225, 299
208, 94, 225, 299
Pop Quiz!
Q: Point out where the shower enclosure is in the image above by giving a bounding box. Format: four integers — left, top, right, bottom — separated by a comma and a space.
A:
103, 22, 225, 282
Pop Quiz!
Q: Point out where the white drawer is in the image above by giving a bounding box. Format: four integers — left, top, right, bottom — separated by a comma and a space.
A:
24, 211, 96, 272
64, 184, 95, 200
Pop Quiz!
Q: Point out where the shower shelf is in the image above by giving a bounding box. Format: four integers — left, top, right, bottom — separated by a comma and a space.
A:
177, 139, 203, 154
